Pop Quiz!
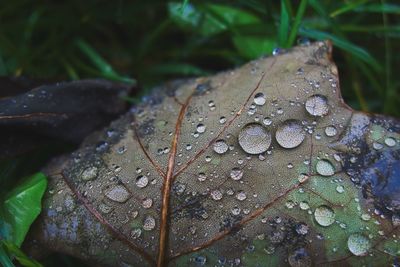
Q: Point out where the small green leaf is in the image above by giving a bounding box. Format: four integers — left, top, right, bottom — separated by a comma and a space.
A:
1, 172, 47, 247
232, 35, 276, 59
168, 2, 260, 36
0, 244, 14, 267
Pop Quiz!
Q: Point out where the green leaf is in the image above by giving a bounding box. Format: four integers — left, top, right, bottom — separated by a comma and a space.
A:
299, 28, 382, 71
168, 2, 261, 36
286, 0, 308, 47
329, 0, 368, 17
232, 35, 276, 60
1, 172, 47, 247
0, 245, 14, 267
2, 241, 42, 267
278, 0, 290, 47
355, 3, 400, 14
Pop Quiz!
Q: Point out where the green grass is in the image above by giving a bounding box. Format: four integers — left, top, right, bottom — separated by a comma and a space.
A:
0, 0, 399, 266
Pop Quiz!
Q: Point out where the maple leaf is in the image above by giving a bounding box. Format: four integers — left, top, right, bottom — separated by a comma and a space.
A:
27, 42, 400, 267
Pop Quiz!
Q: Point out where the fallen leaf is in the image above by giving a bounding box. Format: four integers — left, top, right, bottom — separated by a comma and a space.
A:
27, 42, 400, 266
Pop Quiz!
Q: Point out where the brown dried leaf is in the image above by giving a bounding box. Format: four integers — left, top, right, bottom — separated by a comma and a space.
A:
27, 42, 400, 267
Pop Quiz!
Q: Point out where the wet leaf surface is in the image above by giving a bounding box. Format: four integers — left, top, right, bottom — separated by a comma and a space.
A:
28, 42, 400, 266
0, 79, 131, 159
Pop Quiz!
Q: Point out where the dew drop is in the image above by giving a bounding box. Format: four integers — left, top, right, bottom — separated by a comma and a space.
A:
219, 116, 227, 124
316, 159, 335, 176
238, 123, 271, 154
384, 137, 396, 147
314, 205, 335, 226
198, 172, 207, 182
105, 185, 131, 203
130, 228, 142, 239
275, 119, 305, 149
143, 215, 156, 231
236, 191, 247, 201
254, 92, 266, 106
263, 117, 272, 126
305, 94, 329, 116
81, 166, 98, 181
136, 175, 149, 188
336, 185, 344, 193
213, 139, 229, 154
325, 125, 337, 137
347, 233, 371, 256
196, 124, 206, 133
230, 168, 243, 181
142, 198, 153, 209
211, 190, 223, 201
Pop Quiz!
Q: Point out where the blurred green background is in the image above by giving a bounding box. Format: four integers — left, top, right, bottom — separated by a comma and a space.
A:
1, 0, 399, 115
0, 0, 399, 266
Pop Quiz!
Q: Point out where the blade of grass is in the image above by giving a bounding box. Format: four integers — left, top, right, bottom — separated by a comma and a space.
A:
355, 2, 400, 14
75, 39, 135, 84
381, 0, 394, 113
278, 0, 290, 47
299, 28, 382, 72
330, 0, 369, 17
286, 0, 308, 47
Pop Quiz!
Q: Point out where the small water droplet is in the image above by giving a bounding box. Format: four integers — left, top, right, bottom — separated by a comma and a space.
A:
305, 94, 329, 117
219, 116, 227, 124
325, 125, 337, 137
275, 119, 305, 149
384, 137, 396, 147
105, 185, 131, 203
230, 168, 243, 181
143, 215, 156, 231
314, 205, 335, 226
254, 92, 266, 106
81, 166, 98, 181
316, 159, 335, 176
198, 172, 207, 182
213, 139, 229, 154
130, 228, 142, 239
211, 190, 223, 201
196, 124, 206, 133
263, 117, 272, 126
347, 233, 371, 256
136, 175, 149, 188
336, 185, 344, 193
238, 123, 271, 154
142, 198, 153, 209
236, 191, 247, 201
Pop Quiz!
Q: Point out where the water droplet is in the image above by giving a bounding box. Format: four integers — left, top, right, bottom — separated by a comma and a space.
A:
325, 126, 337, 137
81, 166, 98, 181
275, 119, 305, 149
238, 123, 271, 154
105, 185, 131, 203
219, 116, 227, 124
230, 168, 243, 181
263, 117, 272, 126
316, 159, 335, 176
298, 173, 309, 183
231, 206, 241, 215
194, 255, 207, 266
305, 94, 329, 117
384, 137, 396, 147
143, 215, 156, 231
288, 248, 311, 267
236, 191, 247, 201
142, 198, 153, 209
130, 228, 142, 239
347, 233, 371, 256
295, 223, 309, 235
213, 139, 229, 154
299, 201, 310, 210
211, 190, 223, 201
198, 172, 207, 182
254, 92, 266, 106
196, 124, 206, 133
314, 205, 335, 226
136, 175, 149, 188
336, 185, 344, 193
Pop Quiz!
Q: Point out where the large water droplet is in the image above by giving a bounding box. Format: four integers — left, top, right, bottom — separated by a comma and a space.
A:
254, 92, 266, 106
316, 159, 335, 176
230, 167, 243, 181
314, 205, 335, 226
81, 166, 98, 181
105, 185, 131, 203
213, 139, 229, 154
238, 123, 271, 154
275, 119, 305, 148
305, 94, 329, 116
347, 233, 371, 256
143, 215, 156, 231
136, 175, 149, 188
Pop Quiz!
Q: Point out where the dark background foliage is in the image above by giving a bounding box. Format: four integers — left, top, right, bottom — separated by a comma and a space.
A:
0, 1, 399, 266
